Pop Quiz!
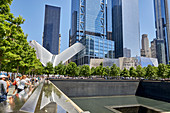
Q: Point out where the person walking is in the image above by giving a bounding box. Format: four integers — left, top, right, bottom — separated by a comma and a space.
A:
5, 78, 10, 94
7, 74, 11, 81
0, 75, 8, 103
17, 75, 30, 93
12, 75, 20, 95
25, 75, 31, 89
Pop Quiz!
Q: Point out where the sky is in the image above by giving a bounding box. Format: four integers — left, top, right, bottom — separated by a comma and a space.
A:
10, 0, 170, 52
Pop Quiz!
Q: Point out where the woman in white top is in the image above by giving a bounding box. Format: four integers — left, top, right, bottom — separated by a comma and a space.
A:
17, 75, 30, 93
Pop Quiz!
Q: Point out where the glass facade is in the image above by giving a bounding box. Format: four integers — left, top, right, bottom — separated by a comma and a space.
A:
106, 0, 113, 40
70, 0, 115, 65
112, 0, 140, 58
43, 5, 61, 55
154, 0, 170, 64
156, 39, 166, 64
85, 0, 106, 36
106, 0, 112, 32
70, 0, 79, 43
77, 36, 114, 65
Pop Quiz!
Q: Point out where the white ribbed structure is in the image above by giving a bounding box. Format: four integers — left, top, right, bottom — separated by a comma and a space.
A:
29, 40, 85, 67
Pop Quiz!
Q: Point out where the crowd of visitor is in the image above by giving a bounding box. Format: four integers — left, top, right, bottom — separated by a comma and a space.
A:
0, 74, 42, 103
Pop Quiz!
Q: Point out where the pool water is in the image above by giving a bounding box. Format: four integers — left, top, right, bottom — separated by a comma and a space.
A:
112, 106, 160, 113
71, 96, 170, 113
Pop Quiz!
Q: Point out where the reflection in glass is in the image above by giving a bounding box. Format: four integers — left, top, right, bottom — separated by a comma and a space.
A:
40, 82, 79, 113
70, 0, 115, 65
112, 0, 140, 58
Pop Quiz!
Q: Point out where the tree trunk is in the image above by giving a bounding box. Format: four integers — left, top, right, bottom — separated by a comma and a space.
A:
17, 65, 19, 75
32, 70, 33, 77
24, 66, 26, 75
47, 74, 49, 80
11, 73, 14, 80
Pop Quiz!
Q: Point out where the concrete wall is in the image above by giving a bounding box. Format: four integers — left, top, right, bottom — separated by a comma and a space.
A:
136, 80, 170, 103
51, 79, 170, 103
50, 80, 139, 97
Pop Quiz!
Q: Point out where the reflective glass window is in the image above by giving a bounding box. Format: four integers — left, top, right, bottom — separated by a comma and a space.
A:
99, 53, 103, 57
95, 53, 99, 57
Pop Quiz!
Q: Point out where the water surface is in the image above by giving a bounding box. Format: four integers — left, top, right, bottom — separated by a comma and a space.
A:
71, 96, 170, 113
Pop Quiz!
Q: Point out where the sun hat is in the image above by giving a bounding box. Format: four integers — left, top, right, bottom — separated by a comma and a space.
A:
0, 75, 8, 78
18, 75, 22, 77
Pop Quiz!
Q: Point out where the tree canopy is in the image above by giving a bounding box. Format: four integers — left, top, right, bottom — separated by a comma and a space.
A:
0, 0, 43, 75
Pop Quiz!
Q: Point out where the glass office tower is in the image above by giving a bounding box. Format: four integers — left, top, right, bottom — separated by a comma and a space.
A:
112, 0, 140, 58
154, 0, 170, 64
70, 0, 115, 65
106, 0, 113, 40
43, 5, 61, 55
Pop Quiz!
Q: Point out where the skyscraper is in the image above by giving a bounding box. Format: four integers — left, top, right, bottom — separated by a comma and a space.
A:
153, 0, 170, 64
70, 0, 115, 65
141, 34, 151, 57
106, 0, 113, 41
150, 38, 157, 58
58, 34, 61, 54
112, 0, 140, 58
43, 5, 61, 55
156, 39, 166, 63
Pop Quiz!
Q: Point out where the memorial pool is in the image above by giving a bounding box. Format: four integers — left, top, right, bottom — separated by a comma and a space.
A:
71, 96, 170, 113
1, 79, 170, 113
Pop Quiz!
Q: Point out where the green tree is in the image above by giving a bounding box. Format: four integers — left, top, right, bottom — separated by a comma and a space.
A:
62, 65, 67, 75
129, 67, 137, 79
0, 0, 45, 77
95, 66, 100, 75
0, 2, 27, 73
136, 65, 145, 78
145, 65, 157, 79
106, 66, 111, 77
98, 62, 104, 77
120, 68, 130, 78
76, 65, 81, 77
157, 63, 167, 79
66, 62, 77, 77
110, 64, 120, 77
54, 62, 64, 75
44, 62, 54, 77
166, 64, 170, 79
103, 66, 110, 77
91, 67, 96, 76
32, 58, 43, 75
0, 0, 16, 71
79, 65, 91, 77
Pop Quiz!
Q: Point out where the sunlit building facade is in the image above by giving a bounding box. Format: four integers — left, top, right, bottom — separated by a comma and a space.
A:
90, 57, 158, 70
30, 40, 85, 67
43, 5, 61, 55
106, 0, 113, 41
70, 0, 115, 65
154, 0, 170, 64
112, 0, 140, 58
151, 38, 157, 58
141, 34, 151, 58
